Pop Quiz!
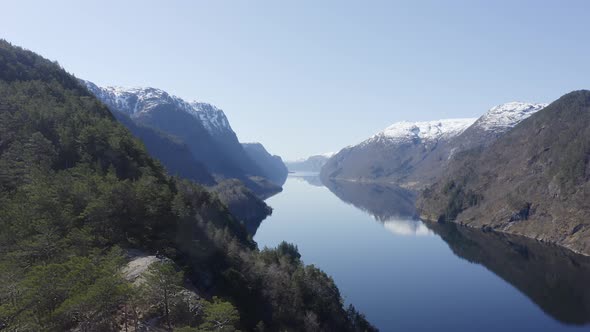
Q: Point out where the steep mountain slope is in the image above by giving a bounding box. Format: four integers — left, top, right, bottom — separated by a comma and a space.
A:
83, 82, 280, 192
418, 90, 590, 255
242, 142, 288, 185
84, 81, 275, 225
320, 118, 476, 185
286, 152, 335, 172
114, 111, 216, 185
0, 40, 376, 332
400, 102, 547, 187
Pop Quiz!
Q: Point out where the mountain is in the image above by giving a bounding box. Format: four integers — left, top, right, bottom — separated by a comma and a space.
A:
286, 152, 335, 172
395, 102, 547, 187
241, 142, 288, 185
83, 81, 282, 195
0, 39, 375, 332
418, 90, 590, 255
83, 81, 278, 225
320, 118, 476, 186
321, 102, 546, 189
113, 111, 216, 185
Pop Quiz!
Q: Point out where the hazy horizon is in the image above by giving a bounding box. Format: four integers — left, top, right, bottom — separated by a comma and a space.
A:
3, 0, 590, 160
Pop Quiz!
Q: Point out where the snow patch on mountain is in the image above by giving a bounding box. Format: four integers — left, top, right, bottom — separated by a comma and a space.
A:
367, 118, 477, 145
475, 102, 547, 132
189, 102, 232, 135
320, 152, 336, 158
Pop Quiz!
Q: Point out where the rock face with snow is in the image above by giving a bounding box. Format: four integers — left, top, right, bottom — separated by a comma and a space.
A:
321, 102, 546, 189
83, 80, 286, 191
373, 118, 477, 145
285, 153, 335, 173
473, 102, 547, 132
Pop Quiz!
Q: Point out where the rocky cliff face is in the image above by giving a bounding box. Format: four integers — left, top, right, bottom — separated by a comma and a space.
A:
242, 142, 288, 186
418, 90, 590, 255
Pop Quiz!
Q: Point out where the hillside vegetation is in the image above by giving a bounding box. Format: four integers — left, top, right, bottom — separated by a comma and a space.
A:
0, 40, 375, 332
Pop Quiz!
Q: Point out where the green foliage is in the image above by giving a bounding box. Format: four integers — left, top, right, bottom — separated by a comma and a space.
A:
440, 180, 482, 222
199, 297, 240, 331
143, 261, 185, 331
1, 249, 129, 331
0, 39, 376, 332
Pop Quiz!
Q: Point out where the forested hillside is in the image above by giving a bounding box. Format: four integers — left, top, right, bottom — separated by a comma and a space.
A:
0, 40, 375, 332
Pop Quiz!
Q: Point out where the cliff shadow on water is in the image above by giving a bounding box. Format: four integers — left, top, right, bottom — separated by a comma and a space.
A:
426, 221, 590, 326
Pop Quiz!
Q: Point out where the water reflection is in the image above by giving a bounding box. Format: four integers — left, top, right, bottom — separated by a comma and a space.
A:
322, 177, 590, 325
289, 172, 325, 187
322, 179, 417, 220
256, 175, 590, 330
427, 222, 590, 325
382, 219, 433, 236
323, 178, 433, 236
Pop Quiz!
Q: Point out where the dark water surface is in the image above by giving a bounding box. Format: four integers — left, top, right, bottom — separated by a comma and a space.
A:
254, 173, 590, 332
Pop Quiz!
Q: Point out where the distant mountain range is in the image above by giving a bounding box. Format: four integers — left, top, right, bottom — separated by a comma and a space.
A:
285, 152, 335, 172
321, 102, 546, 189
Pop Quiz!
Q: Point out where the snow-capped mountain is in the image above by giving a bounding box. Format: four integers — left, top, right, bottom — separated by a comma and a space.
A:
83, 80, 287, 192
452, 102, 547, 153
189, 102, 232, 136
321, 101, 546, 189
83, 81, 234, 136
320, 118, 476, 186
365, 118, 476, 145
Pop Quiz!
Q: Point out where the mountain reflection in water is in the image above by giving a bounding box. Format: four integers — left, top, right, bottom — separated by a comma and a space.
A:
323, 176, 590, 325
256, 174, 590, 330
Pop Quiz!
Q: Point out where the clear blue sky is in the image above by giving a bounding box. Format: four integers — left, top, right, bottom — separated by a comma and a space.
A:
2, 0, 589, 160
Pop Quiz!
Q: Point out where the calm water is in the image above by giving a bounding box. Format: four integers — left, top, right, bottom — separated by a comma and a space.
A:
254, 173, 590, 332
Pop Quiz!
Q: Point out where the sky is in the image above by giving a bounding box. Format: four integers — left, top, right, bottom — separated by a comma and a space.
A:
2, 0, 590, 160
